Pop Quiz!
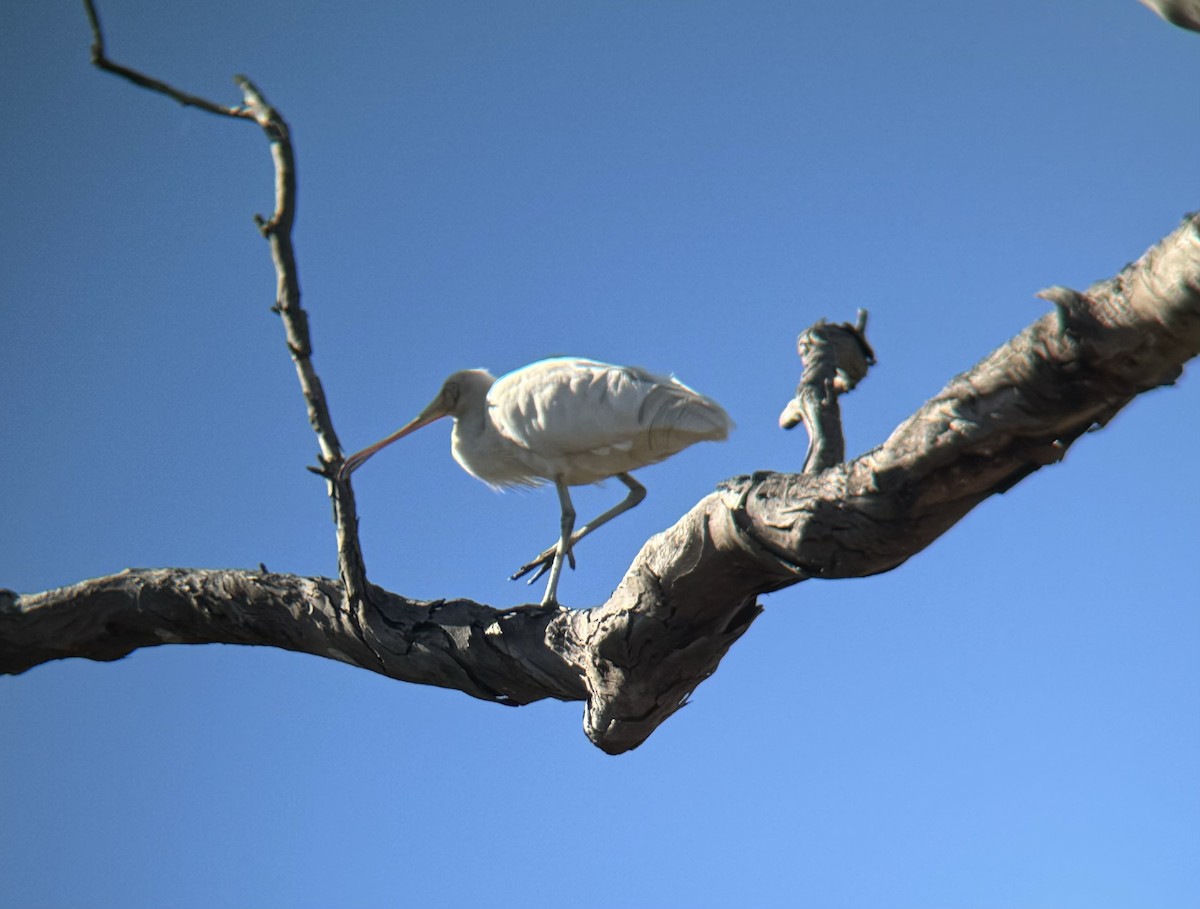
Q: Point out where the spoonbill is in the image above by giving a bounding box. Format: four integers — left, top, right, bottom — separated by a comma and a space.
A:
339, 357, 732, 607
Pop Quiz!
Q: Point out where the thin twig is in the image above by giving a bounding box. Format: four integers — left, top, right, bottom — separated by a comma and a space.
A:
84, 0, 254, 121
81, 0, 376, 650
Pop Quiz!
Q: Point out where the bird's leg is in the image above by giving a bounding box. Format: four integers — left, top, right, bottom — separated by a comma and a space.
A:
540, 478, 576, 607
512, 473, 647, 585
558, 478, 578, 570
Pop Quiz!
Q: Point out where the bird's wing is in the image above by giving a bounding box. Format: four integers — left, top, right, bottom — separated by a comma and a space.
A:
488, 358, 731, 464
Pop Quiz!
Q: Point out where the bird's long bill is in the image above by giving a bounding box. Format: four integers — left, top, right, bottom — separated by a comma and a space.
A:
338, 399, 449, 480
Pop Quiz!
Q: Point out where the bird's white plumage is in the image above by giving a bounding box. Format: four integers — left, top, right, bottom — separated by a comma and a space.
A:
341, 356, 731, 606
477, 357, 730, 486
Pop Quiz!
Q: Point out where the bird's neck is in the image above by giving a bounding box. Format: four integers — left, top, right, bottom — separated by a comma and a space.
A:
451, 402, 488, 440
450, 406, 490, 470
450, 407, 531, 487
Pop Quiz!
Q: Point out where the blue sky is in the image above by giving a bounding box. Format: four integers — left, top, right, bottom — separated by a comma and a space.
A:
2, 2, 1198, 906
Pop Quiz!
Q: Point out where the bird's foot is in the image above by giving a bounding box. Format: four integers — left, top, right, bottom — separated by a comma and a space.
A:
510, 540, 576, 585
510, 548, 555, 584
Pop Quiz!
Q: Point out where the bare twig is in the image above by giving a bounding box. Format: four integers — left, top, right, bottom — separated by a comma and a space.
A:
81, 0, 375, 643
84, 0, 254, 121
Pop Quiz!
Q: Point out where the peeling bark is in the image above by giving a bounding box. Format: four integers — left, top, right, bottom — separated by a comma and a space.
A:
0, 570, 583, 705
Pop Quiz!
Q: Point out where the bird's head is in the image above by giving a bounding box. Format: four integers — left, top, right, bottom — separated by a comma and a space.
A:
337, 369, 496, 480
434, 369, 496, 418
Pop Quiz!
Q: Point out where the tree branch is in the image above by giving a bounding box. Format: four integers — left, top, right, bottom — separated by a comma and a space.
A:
81, 0, 373, 632
778, 310, 875, 473
0, 570, 582, 705
6, 212, 1198, 752
8, 3, 1194, 754
84, 0, 255, 121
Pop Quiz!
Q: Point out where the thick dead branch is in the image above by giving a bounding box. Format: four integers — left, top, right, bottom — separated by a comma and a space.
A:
0, 571, 581, 705
5, 212, 1199, 753
557, 215, 1200, 751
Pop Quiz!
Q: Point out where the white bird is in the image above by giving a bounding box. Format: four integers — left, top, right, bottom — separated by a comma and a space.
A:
339, 357, 732, 608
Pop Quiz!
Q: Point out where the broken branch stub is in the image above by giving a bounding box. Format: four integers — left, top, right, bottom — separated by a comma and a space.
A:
779, 310, 876, 473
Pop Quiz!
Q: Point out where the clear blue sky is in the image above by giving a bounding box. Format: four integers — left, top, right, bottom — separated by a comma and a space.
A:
3, 2, 1198, 906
